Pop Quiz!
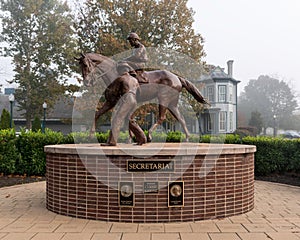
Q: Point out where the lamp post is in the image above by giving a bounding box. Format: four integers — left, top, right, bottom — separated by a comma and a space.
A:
273, 115, 277, 137
42, 102, 47, 133
8, 94, 15, 128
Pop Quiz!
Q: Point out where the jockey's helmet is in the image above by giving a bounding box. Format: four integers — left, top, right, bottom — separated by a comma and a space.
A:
127, 32, 141, 41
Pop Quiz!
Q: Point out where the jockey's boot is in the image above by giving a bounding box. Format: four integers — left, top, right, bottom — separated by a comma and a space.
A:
135, 70, 148, 84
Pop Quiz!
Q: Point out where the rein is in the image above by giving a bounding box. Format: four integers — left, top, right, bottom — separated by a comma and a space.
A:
87, 64, 113, 87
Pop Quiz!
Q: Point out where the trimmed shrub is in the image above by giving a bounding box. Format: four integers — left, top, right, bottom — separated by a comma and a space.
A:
67, 132, 93, 143
32, 116, 42, 132
67, 131, 110, 144
242, 136, 300, 176
0, 129, 20, 174
224, 134, 242, 144
200, 134, 227, 143
0, 130, 300, 177
166, 131, 183, 142
148, 131, 167, 142
188, 134, 201, 143
97, 131, 110, 143
0, 109, 11, 130
15, 129, 64, 175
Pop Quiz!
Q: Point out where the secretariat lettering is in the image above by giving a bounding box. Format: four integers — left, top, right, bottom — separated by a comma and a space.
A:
127, 160, 175, 172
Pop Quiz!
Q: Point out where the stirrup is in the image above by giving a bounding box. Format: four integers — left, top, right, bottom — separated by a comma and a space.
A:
129, 71, 137, 77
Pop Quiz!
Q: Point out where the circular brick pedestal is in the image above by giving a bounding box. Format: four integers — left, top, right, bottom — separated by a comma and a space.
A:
45, 143, 256, 223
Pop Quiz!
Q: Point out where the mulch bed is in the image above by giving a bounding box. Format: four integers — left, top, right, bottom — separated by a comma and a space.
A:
0, 175, 46, 188
255, 173, 300, 187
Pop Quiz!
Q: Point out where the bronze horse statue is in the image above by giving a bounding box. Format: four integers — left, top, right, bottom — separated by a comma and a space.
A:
77, 53, 208, 142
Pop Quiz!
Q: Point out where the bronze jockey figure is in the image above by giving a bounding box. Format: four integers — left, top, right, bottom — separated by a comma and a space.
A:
119, 32, 148, 83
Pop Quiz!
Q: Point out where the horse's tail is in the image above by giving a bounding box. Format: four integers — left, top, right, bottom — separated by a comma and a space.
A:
178, 77, 209, 105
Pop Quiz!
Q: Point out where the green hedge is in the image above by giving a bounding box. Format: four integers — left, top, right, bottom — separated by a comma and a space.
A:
1, 130, 300, 177
15, 129, 65, 175
242, 136, 300, 176
0, 129, 65, 176
0, 129, 20, 174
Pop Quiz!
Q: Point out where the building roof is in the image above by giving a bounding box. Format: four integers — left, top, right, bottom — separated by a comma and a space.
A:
199, 66, 240, 84
210, 66, 230, 79
0, 94, 74, 120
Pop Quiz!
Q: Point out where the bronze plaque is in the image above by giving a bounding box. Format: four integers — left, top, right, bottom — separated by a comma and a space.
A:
127, 160, 174, 172
168, 181, 184, 207
119, 181, 134, 207
143, 181, 159, 194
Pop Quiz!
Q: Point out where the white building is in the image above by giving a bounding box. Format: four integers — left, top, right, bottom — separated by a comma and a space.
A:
198, 60, 240, 134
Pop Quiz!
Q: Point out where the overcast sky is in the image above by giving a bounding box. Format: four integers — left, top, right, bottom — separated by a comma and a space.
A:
187, 0, 300, 97
2, 0, 300, 98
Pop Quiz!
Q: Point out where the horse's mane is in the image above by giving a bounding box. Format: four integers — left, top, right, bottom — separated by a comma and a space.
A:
85, 53, 114, 66
83, 53, 118, 84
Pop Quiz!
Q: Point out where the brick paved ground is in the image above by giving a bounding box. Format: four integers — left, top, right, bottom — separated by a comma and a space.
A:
0, 181, 299, 240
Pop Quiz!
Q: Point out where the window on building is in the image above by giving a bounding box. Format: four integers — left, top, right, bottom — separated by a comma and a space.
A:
218, 85, 227, 102
229, 112, 233, 131
219, 112, 227, 131
207, 113, 215, 132
207, 86, 214, 102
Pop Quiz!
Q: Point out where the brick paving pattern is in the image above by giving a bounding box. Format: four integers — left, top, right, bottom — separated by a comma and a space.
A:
0, 181, 299, 239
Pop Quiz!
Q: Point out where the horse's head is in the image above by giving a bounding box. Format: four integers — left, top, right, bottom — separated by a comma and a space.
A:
75, 52, 118, 87
75, 53, 98, 87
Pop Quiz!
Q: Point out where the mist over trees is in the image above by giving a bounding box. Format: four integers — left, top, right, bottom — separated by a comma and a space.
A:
238, 75, 298, 133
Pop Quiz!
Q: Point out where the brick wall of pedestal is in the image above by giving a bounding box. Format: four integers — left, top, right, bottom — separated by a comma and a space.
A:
46, 147, 254, 223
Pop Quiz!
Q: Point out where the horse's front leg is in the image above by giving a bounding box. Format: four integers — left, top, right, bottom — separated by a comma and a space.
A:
89, 101, 114, 138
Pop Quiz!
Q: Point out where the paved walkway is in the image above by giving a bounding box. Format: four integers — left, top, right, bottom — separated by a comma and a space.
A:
0, 181, 299, 240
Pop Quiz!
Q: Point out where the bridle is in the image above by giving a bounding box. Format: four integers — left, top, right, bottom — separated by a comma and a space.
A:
82, 57, 111, 87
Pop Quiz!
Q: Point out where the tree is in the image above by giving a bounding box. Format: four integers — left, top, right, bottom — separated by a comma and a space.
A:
239, 75, 298, 132
32, 116, 41, 132
75, 0, 205, 62
279, 115, 300, 131
0, 109, 10, 129
248, 111, 263, 135
0, 0, 77, 129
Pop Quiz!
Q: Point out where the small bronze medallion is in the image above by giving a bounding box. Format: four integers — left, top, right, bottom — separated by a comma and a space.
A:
168, 181, 184, 207
119, 181, 134, 207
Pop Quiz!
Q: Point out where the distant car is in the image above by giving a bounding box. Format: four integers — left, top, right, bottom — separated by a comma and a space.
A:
282, 131, 300, 139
